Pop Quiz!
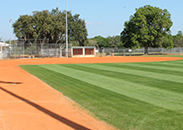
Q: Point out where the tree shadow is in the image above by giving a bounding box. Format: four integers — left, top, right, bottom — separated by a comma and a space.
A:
0, 81, 22, 84
0, 87, 90, 130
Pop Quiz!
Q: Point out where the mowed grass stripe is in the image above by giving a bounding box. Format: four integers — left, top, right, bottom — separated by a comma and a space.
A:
169, 60, 183, 63
142, 55, 183, 57
39, 64, 183, 111
62, 64, 183, 94
20, 64, 183, 130
119, 63, 183, 73
81, 63, 183, 84
137, 60, 183, 68
99, 63, 183, 77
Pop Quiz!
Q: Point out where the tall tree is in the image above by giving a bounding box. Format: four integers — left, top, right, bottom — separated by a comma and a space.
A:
45, 8, 65, 44
13, 15, 34, 41
13, 8, 88, 45
32, 10, 51, 44
120, 5, 174, 54
68, 14, 88, 46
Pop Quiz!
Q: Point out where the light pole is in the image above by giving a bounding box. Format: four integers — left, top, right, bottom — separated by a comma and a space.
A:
65, 0, 68, 57
9, 18, 12, 56
57, 0, 59, 10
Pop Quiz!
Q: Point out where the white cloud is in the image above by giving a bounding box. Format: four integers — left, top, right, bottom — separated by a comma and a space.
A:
86, 21, 104, 25
86, 22, 93, 25
96, 22, 103, 24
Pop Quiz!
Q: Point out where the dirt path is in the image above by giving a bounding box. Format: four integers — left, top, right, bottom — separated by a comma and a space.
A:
0, 56, 182, 130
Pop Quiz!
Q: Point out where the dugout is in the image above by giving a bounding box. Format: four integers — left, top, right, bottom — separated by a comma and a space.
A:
72, 46, 96, 57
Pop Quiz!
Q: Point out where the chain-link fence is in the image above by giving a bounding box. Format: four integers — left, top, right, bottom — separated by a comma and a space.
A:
97, 47, 183, 56
6, 39, 72, 59
97, 48, 144, 56
0, 46, 10, 59
1, 42, 183, 60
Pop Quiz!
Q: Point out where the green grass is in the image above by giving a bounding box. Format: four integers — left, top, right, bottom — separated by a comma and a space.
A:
142, 54, 183, 57
20, 60, 183, 130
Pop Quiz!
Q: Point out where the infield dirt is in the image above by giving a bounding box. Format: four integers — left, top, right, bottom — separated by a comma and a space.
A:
0, 56, 182, 130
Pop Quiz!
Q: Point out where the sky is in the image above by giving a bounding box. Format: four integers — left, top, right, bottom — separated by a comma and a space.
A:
0, 0, 183, 41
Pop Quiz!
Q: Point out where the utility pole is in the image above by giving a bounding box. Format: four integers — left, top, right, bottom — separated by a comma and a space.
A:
66, 0, 68, 57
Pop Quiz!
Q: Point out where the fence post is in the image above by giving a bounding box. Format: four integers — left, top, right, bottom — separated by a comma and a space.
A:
47, 44, 49, 57
15, 44, 16, 59
148, 47, 149, 55
102, 48, 105, 56
94, 46, 96, 56
180, 47, 181, 55
1, 46, 2, 59
181, 47, 182, 54
23, 41, 25, 58
60, 48, 62, 57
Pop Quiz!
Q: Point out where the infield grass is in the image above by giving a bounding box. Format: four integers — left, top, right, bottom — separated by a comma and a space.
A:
20, 60, 183, 130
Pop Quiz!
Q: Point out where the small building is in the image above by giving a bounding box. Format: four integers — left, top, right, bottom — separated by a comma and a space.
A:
0, 42, 11, 59
72, 46, 96, 57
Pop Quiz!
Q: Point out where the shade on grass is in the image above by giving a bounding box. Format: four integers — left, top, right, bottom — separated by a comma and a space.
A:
20, 60, 183, 130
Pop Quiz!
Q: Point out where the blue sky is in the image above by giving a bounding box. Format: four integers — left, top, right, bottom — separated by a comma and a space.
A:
0, 0, 183, 41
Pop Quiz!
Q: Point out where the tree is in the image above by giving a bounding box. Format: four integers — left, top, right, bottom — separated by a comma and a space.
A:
13, 8, 88, 46
92, 36, 109, 47
120, 5, 174, 54
87, 39, 97, 46
173, 31, 183, 47
49, 8, 65, 44
107, 36, 121, 48
91, 35, 123, 48
32, 10, 52, 44
160, 33, 174, 49
5, 40, 15, 45
13, 15, 34, 41
68, 14, 88, 46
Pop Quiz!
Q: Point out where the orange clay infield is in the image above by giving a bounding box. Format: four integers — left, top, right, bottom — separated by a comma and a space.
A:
0, 56, 183, 130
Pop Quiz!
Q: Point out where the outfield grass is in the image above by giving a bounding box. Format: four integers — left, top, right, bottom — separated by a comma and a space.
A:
142, 54, 183, 57
20, 60, 183, 130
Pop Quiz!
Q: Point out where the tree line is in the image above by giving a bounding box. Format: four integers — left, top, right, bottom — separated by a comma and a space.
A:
87, 31, 183, 48
11, 6, 183, 50
173, 31, 183, 47
91, 5, 183, 50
